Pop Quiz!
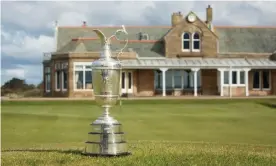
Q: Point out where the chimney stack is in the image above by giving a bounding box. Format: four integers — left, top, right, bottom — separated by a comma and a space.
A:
82, 21, 87, 27
206, 5, 213, 23
171, 11, 183, 27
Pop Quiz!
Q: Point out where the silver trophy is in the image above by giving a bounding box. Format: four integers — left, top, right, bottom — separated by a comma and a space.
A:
83, 26, 130, 157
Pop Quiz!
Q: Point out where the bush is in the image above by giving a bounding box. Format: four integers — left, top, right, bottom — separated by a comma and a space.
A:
23, 89, 43, 97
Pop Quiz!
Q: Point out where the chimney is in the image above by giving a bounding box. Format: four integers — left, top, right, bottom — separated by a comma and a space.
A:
206, 5, 213, 23
171, 11, 183, 27
82, 21, 87, 27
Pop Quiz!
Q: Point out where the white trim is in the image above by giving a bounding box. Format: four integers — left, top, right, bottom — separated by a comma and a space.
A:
181, 32, 190, 52
191, 32, 200, 52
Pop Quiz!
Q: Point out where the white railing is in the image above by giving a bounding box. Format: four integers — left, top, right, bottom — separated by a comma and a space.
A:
43, 52, 52, 61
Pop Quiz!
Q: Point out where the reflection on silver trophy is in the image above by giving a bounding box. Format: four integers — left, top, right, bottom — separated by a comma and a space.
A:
83, 25, 131, 156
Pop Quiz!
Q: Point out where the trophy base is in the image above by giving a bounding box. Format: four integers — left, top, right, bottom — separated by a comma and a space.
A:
82, 152, 131, 157
83, 113, 131, 157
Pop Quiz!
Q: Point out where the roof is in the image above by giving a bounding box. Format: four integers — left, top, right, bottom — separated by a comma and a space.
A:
56, 26, 276, 57
120, 58, 276, 69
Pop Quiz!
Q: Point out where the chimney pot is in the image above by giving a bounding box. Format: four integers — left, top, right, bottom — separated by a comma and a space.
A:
82, 21, 87, 27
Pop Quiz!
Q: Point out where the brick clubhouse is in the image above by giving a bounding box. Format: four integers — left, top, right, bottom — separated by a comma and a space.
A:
43, 5, 276, 98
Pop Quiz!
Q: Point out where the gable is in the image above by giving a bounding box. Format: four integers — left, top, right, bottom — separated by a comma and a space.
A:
164, 11, 217, 40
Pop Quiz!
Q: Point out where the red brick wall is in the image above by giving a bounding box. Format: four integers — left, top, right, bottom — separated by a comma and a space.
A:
134, 69, 155, 96
201, 69, 218, 95
223, 87, 245, 97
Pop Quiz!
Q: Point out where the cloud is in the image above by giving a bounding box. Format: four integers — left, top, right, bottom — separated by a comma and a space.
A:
1, 64, 42, 85
1, 29, 54, 61
1, 1, 276, 85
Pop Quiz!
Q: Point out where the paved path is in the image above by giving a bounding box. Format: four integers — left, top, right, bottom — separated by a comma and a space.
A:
1, 96, 276, 101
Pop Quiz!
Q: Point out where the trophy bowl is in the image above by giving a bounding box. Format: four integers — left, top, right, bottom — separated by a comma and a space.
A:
83, 39, 130, 157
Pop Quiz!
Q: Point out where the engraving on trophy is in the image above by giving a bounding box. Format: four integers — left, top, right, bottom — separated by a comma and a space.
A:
101, 69, 109, 84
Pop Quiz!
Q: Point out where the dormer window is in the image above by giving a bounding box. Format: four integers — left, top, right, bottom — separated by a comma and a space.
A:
182, 32, 201, 52
182, 32, 190, 52
192, 32, 200, 52
138, 32, 149, 40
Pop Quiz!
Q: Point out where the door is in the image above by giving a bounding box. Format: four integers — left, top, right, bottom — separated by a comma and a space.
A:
121, 71, 133, 94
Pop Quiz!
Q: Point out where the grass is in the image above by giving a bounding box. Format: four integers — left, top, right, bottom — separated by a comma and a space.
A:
1, 99, 276, 166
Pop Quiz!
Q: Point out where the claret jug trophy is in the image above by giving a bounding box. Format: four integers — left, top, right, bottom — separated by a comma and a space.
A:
83, 25, 131, 157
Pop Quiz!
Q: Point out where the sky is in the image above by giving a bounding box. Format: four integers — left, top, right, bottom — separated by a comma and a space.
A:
1, 1, 276, 85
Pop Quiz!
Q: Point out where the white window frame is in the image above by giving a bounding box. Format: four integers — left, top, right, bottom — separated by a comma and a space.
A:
44, 67, 51, 93
223, 69, 246, 87
252, 70, 271, 90
191, 32, 201, 52
121, 70, 133, 94
182, 32, 190, 52
61, 71, 68, 91
73, 62, 93, 91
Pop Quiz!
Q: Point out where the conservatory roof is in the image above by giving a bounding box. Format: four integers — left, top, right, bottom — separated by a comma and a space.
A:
120, 58, 276, 69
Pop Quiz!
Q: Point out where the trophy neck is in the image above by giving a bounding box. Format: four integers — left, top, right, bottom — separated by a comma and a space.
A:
101, 43, 112, 59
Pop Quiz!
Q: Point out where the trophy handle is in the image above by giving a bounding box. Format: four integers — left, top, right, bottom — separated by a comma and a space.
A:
106, 25, 128, 60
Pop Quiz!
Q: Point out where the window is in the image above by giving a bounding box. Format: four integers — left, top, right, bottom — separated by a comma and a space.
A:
223, 70, 245, 85
128, 72, 132, 89
192, 32, 200, 52
182, 33, 190, 51
262, 71, 270, 89
224, 71, 229, 84
174, 70, 182, 89
62, 71, 68, 91
253, 70, 270, 90
253, 71, 260, 89
154, 69, 201, 90
55, 62, 68, 91
74, 64, 93, 90
165, 70, 173, 89
240, 71, 245, 84
55, 71, 61, 90
44, 67, 51, 92
232, 71, 237, 84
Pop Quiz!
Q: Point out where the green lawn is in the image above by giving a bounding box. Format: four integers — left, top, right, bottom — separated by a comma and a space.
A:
1, 99, 276, 166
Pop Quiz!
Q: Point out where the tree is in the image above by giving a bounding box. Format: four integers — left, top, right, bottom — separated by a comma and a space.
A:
1, 77, 38, 96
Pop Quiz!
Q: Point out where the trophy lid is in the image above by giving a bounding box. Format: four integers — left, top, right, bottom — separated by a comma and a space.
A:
91, 43, 122, 70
